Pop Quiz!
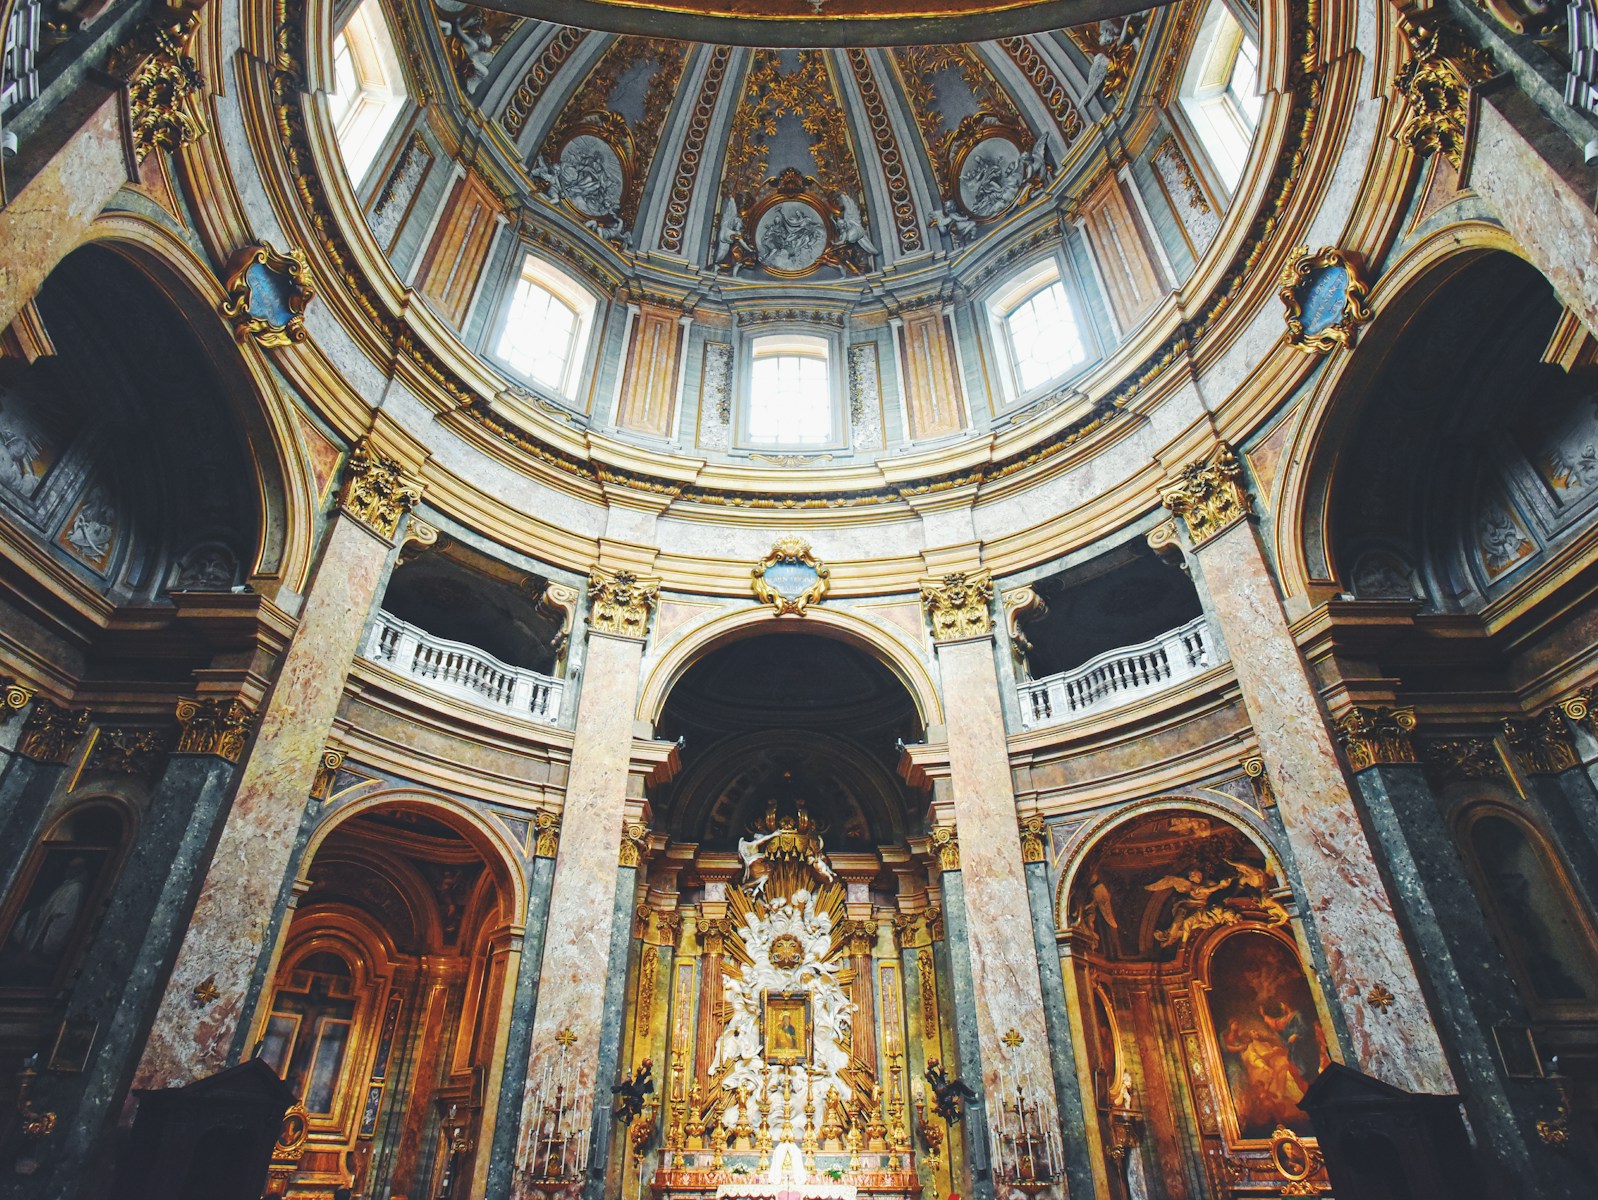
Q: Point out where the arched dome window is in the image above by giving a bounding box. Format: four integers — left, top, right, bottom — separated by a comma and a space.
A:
1178, 0, 1262, 193
747, 333, 833, 446
492, 253, 596, 399
329, 0, 406, 186
989, 259, 1091, 399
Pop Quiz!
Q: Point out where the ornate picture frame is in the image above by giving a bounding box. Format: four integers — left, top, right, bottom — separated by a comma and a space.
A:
761, 991, 812, 1065
1277, 246, 1373, 353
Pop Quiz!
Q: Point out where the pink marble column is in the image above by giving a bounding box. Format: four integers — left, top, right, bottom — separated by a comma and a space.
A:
1171, 454, 1454, 1093
931, 608, 1064, 1191
514, 624, 647, 1195
134, 442, 419, 1087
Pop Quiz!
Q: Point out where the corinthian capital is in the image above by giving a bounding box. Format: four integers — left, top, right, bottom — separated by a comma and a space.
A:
338, 437, 423, 541
1161, 443, 1253, 546
587, 566, 660, 640
920, 570, 994, 642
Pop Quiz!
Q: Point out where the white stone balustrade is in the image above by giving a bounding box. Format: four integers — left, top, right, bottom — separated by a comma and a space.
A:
1017, 615, 1212, 729
363, 610, 563, 724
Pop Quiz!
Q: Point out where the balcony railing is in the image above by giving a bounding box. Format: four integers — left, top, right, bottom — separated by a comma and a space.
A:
363, 611, 563, 724
1017, 615, 1212, 729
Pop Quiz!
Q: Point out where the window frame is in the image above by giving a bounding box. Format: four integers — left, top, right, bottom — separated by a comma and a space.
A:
328, 0, 407, 189
487, 252, 599, 402
1173, 0, 1263, 197
984, 254, 1098, 408
734, 326, 847, 452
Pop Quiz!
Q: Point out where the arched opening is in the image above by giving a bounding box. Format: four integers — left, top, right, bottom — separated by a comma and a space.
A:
621, 629, 958, 1194
258, 801, 519, 1200
1062, 807, 1331, 1199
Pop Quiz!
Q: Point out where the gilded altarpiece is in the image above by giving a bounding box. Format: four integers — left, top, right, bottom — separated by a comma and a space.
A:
1061, 811, 1335, 1199
616, 796, 960, 1200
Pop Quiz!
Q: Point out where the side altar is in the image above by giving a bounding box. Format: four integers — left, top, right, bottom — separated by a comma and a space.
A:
630, 799, 934, 1200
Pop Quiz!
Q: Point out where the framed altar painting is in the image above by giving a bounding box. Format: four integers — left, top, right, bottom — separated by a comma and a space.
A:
1196, 928, 1329, 1141
762, 992, 812, 1065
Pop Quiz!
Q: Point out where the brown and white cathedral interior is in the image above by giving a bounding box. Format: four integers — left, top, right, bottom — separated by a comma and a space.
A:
2, 0, 1598, 1196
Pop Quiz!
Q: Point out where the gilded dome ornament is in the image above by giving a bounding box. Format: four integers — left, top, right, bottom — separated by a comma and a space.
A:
1277, 246, 1374, 353
751, 538, 830, 617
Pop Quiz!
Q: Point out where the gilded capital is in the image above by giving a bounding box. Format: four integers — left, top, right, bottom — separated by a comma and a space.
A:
108, 12, 207, 161
174, 697, 257, 762
18, 700, 90, 764
1503, 710, 1580, 776
338, 437, 423, 541
1394, 17, 1495, 168
533, 809, 561, 858
1334, 706, 1419, 772
1559, 687, 1594, 731
0, 677, 34, 724
588, 566, 659, 639
619, 820, 651, 868
920, 570, 994, 642
930, 825, 960, 872
310, 749, 346, 801
1161, 444, 1253, 546
1019, 813, 1047, 864
1241, 754, 1276, 807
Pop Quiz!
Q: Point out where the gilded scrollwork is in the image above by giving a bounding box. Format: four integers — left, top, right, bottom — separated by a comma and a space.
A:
1018, 814, 1047, 864
620, 821, 651, 868
108, 11, 206, 161
0, 677, 34, 724
18, 700, 90, 764
337, 437, 423, 541
1242, 754, 1276, 807
220, 243, 315, 349
751, 537, 830, 616
1334, 706, 1419, 772
1277, 246, 1374, 353
533, 810, 561, 858
1393, 17, 1495, 168
174, 697, 257, 762
587, 566, 659, 640
1421, 736, 1506, 784
310, 749, 346, 801
920, 570, 995, 642
1161, 444, 1253, 546
930, 825, 960, 872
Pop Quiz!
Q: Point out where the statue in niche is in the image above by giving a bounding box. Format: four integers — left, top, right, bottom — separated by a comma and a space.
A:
1070, 870, 1120, 953
1146, 867, 1236, 946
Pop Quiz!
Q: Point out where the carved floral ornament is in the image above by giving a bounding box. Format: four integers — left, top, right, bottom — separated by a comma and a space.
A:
107, 11, 206, 161
1393, 17, 1495, 169
1277, 246, 1374, 353
337, 438, 422, 542
920, 570, 995, 642
751, 537, 830, 616
587, 566, 659, 640
1160, 443, 1253, 547
220, 243, 316, 348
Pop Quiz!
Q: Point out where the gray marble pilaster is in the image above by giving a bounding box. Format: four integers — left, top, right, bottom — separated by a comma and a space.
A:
0, 753, 70, 903
1023, 860, 1093, 1198
1525, 767, 1598, 913
939, 868, 994, 1200
486, 851, 559, 1200
585, 861, 642, 1200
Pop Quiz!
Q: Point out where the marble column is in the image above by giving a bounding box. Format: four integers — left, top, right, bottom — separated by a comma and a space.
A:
133, 438, 421, 1087
486, 815, 562, 1200
0, 696, 86, 900
1339, 715, 1588, 1198
934, 850, 993, 1199
1019, 819, 1095, 1200
513, 567, 657, 1199
922, 568, 1065, 1197
1163, 444, 1453, 1093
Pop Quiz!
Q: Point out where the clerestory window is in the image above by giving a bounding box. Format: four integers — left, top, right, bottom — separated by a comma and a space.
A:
494, 255, 596, 398
329, 0, 406, 187
1178, 1, 1262, 193
747, 334, 833, 446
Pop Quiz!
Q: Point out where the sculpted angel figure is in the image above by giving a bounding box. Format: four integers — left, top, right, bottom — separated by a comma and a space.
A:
928, 203, 976, 249
738, 829, 779, 896
529, 156, 563, 205
712, 195, 755, 276
1020, 134, 1056, 187
1147, 867, 1236, 946
1226, 857, 1290, 926
1072, 870, 1119, 952
834, 193, 878, 258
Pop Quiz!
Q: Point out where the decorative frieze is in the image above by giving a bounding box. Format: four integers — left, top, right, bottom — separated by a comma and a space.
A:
309, 750, 346, 801
1421, 736, 1506, 785
930, 825, 960, 872
1018, 814, 1047, 864
108, 12, 206, 161
86, 728, 169, 778
338, 438, 422, 541
588, 566, 660, 639
1503, 710, 1580, 775
174, 697, 257, 762
18, 701, 90, 764
1161, 444, 1253, 546
1394, 17, 1495, 168
920, 570, 994, 642
533, 810, 561, 858
1334, 706, 1419, 772
0, 678, 34, 724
